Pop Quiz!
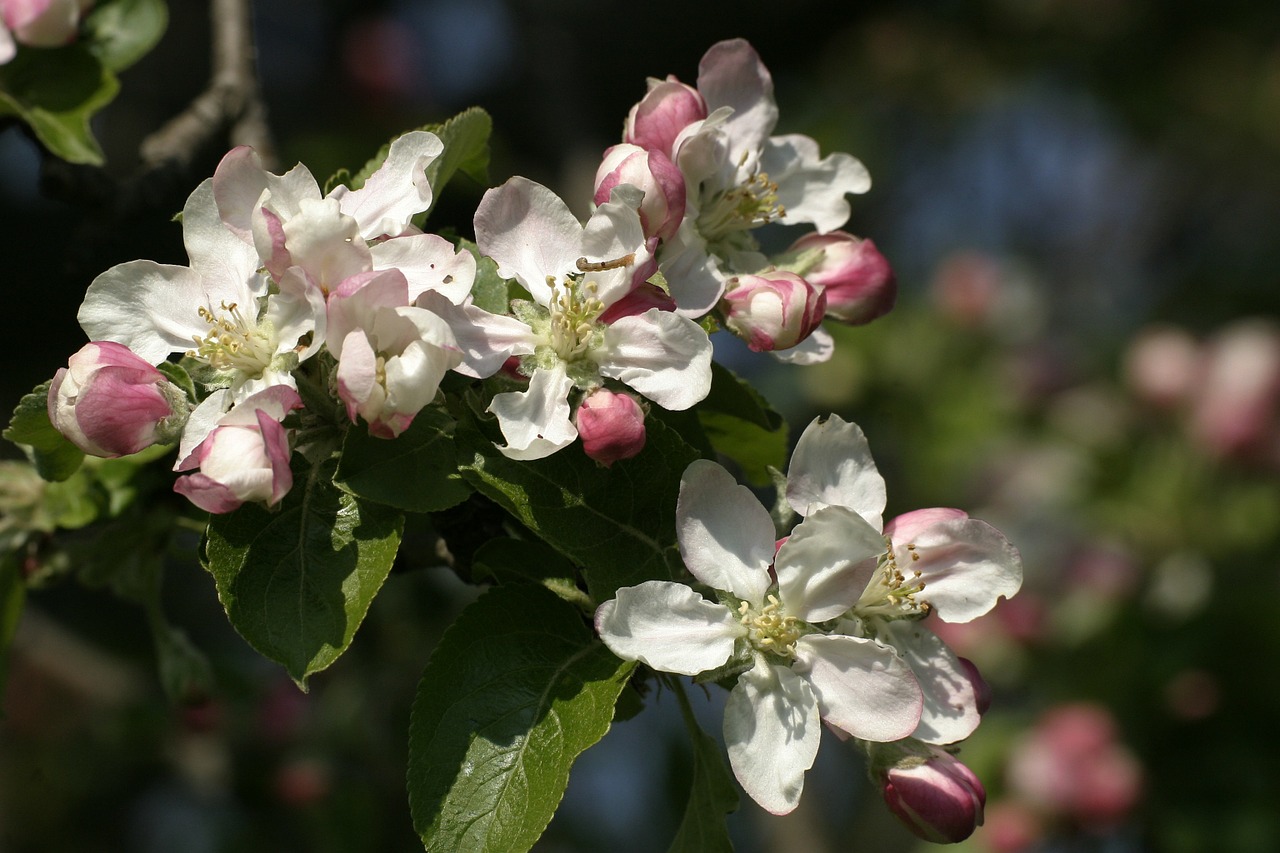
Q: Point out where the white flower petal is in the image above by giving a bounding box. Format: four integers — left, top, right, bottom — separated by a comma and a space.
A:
333, 130, 443, 239
795, 634, 922, 742
775, 505, 886, 622
786, 414, 886, 527
902, 518, 1023, 623
212, 146, 321, 243
696, 39, 779, 171
724, 661, 819, 815
175, 389, 231, 469
595, 581, 743, 675
597, 309, 712, 411
181, 178, 263, 298
655, 231, 728, 316
371, 233, 477, 305
487, 365, 577, 460
770, 325, 834, 366
414, 291, 537, 379
879, 621, 981, 745
676, 460, 774, 604
761, 135, 871, 233
78, 261, 210, 364
473, 177, 582, 301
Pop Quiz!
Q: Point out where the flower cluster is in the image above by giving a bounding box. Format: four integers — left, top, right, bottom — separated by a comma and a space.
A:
596, 414, 1021, 830
596, 38, 897, 361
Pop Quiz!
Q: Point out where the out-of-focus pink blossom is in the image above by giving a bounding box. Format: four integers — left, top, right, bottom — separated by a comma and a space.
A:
930, 251, 1003, 328
1006, 703, 1143, 826
1122, 324, 1201, 410
875, 742, 987, 844
0, 0, 87, 62
1189, 320, 1280, 459
48, 341, 189, 457
720, 270, 825, 352
786, 231, 896, 325
574, 389, 646, 466
980, 799, 1042, 853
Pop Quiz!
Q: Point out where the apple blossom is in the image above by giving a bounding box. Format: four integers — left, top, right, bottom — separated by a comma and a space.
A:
473, 176, 712, 460
0, 0, 86, 64
173, 385, 303, 514
870, 739, 987, 844
720, 269, 826, 352
77, 178, 326, 404
574, 388, 646, 466
48, 341, 190, 457
326, 268, 461, 438
595, 457, 923, 815
621, 39, 871, 316
594, 144, 686, 242
785, 415, 1022, 745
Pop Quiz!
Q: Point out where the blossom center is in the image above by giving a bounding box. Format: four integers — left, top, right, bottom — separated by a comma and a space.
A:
190, 301, 275, 375
739, 595, 801, 658
545, 276, 605, 363
697, 171, 786, 244
854, 539, 929, 622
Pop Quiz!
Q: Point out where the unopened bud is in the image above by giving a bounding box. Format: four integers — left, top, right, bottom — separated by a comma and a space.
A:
721, 270, 825, 352
624, 78, 707, 157
787, 232, 895, 325
48, 341, 189, 457
575, 389, 646, 466
872, 741, 986, 844
595, 145, 686, 242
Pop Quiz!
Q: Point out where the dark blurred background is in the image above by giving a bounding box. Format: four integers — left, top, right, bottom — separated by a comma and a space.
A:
5, 1, 1280, 851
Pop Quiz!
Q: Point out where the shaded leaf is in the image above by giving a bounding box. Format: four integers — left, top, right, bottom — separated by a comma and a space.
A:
0, 552, 25, 708
457, 409, 698, 600
668, 682, 739, 853
696, 364, 788, 486
0, 45, 118, 165
4, 381, 85, 482
82, 0, 168, 72
203, 455, 404, 686
408, 584, 634, 853
335, 407, 472, 513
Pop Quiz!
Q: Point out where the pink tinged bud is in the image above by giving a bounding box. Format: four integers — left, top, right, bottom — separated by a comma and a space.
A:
788, 231, 896, 325
174, 388, 302, 514
575, 389, 646, 466
48, 341, 184, 457
594, 145, 687, 242
624, 78, 707, 156
721, 270, 825, 352
880, 747, 987, 844
2, 0, 81, 47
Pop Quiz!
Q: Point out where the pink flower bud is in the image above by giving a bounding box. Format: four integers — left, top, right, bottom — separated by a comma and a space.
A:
1, 0, 83, 49
787, 231, 896, 325
48, 341, 187, 457
721, 270, 825, 352
624, 77, 707, 157
594, 144, 686, 242
575, 389, 646, 466
957, 657, 992, 716
174, 386, 302, 514
877, 744, 986, 844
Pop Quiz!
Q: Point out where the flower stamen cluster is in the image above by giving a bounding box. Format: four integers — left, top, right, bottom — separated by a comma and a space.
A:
738, 594, 802, 658
854, 538, 930, 623
190, 301, 276, 375
697, 170, 785, 246
545, 277, 605, 363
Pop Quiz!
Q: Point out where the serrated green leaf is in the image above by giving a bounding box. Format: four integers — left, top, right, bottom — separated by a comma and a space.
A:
668, 683, 739, 853
0, 45, 118, 165
4, 381, 85, 482
82, 0, 168, 73
407, 584, 635, 853
203, 455, 404, 685
457, 411, 698, 600
335, 407, 472, 513
457, 239, 510, 315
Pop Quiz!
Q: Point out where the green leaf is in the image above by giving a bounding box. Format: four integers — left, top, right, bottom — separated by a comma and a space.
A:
457, 410, 699, 600
458, 239, 510, 315
203, 455, 404, 686
407, 584, 635, 853
349, 107, 491, 221
471, 536, 592, 611
4, 381, 85, 482
0, 45, 119, 165
156, 361, 198, 404
696, 364, 788, 487
668, 682, 739, 853
82, 0, 169, 73
335, 407, 472, 513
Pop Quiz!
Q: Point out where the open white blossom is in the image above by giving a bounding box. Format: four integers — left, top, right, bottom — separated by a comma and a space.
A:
596, 457, 923, 815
